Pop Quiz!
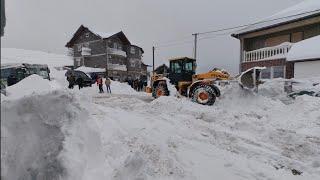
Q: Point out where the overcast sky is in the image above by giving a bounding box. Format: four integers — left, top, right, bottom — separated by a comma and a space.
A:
1, 0, 303, 74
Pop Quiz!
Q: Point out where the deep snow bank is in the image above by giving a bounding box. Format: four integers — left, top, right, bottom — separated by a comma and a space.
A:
5, 75, 61, 99
1, 90, 110, 180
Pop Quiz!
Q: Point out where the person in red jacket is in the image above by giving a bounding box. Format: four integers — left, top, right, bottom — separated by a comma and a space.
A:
96, 76, 104, 93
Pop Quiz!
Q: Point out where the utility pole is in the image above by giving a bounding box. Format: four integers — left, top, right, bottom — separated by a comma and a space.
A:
152, 46, 155, 75
192, 33, 198, 60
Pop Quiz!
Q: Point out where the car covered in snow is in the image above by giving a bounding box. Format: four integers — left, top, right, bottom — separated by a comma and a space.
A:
285, 80, 320, 99
0, 63, 51, 87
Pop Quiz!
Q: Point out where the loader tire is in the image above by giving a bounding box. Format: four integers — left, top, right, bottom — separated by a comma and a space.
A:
153, 84, 169, 98
192, 84, 216, 106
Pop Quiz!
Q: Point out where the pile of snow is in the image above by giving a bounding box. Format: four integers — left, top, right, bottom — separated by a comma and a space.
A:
75, 66, 105, 73
1, 90, 109, 180
1, 48, 73, 68
287, 35, 320, 61
5, 75, 61, 99
1, 64, 320, 180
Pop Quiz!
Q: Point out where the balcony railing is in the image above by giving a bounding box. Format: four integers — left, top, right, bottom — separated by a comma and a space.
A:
108, 48, 127, 57
67, 48, 74, 56
81, 47, 91, 56
243, 42, 292, 62
108, 63, 127, 71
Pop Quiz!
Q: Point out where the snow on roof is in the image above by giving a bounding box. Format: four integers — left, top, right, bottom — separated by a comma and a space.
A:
233, 0, 320, 36
1, 48, 73, 68
287, 35, 320, 61
75, 66, 105, 73
87, 27, 119, 39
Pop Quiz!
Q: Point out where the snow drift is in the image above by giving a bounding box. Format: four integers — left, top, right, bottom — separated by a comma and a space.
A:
1, 68, 320, 180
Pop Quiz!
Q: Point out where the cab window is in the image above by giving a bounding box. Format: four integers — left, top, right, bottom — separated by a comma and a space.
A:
171, 62, 182, 73
185, 62, 193, 72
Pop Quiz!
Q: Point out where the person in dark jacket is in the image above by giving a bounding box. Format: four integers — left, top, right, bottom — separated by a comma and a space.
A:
76, 76, 84, 89
67, 74, 75, 89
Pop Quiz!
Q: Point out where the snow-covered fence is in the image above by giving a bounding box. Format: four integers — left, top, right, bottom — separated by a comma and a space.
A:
81, 47, 91, 56
108, 63, 127, 71
243, 42, 292, 62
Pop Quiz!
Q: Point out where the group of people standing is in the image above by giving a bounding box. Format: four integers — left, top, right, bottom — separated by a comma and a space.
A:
66, 72, 111, 93
96, 76, 112, 94
67, 73, 83, 90
127, 79, 146, 92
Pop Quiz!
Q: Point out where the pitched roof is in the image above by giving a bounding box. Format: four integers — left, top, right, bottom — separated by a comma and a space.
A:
65, 25, 131, 47
232, 0, 320, 37
131, 44, 144, 54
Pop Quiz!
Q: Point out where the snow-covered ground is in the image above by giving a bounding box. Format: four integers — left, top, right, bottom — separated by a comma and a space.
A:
1, 66, 320, 179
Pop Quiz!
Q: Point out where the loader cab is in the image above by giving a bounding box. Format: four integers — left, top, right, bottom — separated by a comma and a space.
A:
169, 57, 196, 86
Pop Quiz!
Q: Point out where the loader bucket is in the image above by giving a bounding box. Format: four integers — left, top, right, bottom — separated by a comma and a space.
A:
238, 67, 266, 90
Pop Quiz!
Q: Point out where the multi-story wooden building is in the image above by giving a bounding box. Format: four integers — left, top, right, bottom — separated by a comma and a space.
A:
65, 25, 147, 81
232, 0, 320, 79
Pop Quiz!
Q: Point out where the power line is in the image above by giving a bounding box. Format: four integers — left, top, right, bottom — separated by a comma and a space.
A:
154, 35, 192, 47
155, 39, 194, 48
152, 8, 320, 59
196, 9, 320, 35
154, 8, 320, 48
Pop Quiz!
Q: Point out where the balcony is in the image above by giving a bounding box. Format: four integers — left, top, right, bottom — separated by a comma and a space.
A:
67, 48, 74, 56
81, 47, 91, 56
108, 63, 127, 71
108, 48, 127, 57
243, 42, 292, 62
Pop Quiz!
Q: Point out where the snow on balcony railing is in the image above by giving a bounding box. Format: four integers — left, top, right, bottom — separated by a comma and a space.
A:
67, 48, 74, 57
108, 48, 127, 57
108, 63, 127, 71
243, 42, 293, 62
81, 47, 91, 56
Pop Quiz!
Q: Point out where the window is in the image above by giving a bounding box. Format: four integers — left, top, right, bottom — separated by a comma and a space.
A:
273, 66, 285, 78
260, 66, 285, 79
113, 42, 117, 49
76, 58, 81, 66
261, 67, 271, 79
77, 44, 82, 52
171, 62, 182, 73
291, 32, 303, 43
185, 62, 193, 72
130, 47, 136, 54
85, 33, 90, 38
118, 44, 122, 50
83, 42, 89, 48
130, 59, 135, 67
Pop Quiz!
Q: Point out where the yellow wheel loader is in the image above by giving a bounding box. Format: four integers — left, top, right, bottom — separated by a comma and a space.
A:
149, 57, 264, 106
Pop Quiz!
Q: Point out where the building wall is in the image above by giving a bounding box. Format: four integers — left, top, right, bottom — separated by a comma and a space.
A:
73, 29, 103, 58
244, 23, 320, 51
294, 60, 320, 78
241, 59, 297, 79
83, 55, 107, 68
68, 28, 146, 81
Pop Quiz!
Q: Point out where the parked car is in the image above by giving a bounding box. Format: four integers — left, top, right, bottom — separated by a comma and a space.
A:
1, 63, 50, 87
65, 70, 95, 87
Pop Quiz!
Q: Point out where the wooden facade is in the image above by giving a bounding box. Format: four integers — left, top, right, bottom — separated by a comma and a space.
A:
66, 25, 147, 82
